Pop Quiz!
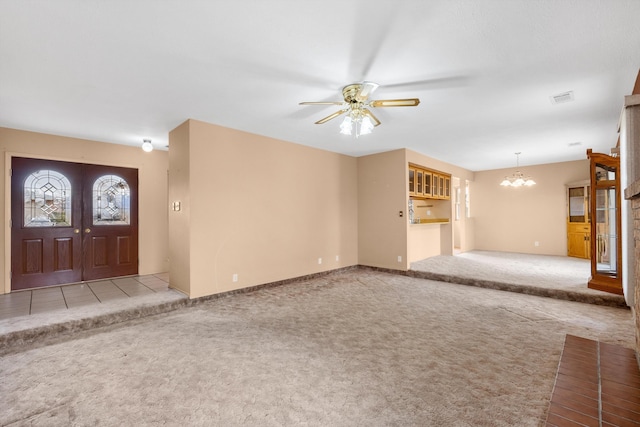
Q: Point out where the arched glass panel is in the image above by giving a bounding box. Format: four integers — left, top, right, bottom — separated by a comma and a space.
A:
93, 175, 130, 225
24, 169, 72, 227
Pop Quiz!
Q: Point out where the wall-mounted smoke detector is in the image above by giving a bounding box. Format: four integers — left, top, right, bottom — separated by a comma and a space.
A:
550, 91, 575, 105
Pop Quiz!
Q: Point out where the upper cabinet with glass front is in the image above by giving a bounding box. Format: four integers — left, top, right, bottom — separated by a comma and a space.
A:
408, 163, 451, 200
587, 149, 622, 294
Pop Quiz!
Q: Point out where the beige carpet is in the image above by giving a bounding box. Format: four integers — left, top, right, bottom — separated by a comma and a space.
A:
410, 250, 626, 307
0, 269, 634, 426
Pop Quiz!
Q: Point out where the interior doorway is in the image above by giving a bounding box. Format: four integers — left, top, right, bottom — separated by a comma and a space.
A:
11, 157, 139, 291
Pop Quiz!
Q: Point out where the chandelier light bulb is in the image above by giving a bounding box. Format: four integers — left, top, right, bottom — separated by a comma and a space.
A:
499, 152, 535, 188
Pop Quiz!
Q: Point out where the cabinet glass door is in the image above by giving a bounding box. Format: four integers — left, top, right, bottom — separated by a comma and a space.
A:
408, 169, 415, 195
424, 172, 432, 197
594, 187, 617, 276
568, 187, 588, 223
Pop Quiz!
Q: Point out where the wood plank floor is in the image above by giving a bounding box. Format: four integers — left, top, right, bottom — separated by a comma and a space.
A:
546, 334, 640, 426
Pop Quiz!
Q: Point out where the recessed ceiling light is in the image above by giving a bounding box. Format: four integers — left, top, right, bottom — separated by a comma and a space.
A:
550, 91, 575, 105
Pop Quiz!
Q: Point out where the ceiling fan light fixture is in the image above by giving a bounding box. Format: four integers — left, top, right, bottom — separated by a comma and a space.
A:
300, 81, 420, 138
340, 116, 352, 135
142, 139, 153, 152
360, 116, 374, 135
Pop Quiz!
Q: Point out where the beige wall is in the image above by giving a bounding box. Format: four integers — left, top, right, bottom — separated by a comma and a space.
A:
169, 120, 358, 299
0, 127, 170, 294
3, 124, 588, 297
357, 149, 408, 270
408, 224, 441, 263
357, 149, 475, 270
167, 122, 191, 296
473, 159, 589, 255
406, 149, 476, 261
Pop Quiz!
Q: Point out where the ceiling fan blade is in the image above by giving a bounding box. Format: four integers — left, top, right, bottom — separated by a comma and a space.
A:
315, 109, 347, 124
356, 81, 380, 101
384, 75, 471, 90
299, 101, 345, 106
370, 98, 420, 107
362, 109, 381, 127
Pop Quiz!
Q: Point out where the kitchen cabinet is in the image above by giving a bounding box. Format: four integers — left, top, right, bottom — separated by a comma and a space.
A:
410, 164, 451, 200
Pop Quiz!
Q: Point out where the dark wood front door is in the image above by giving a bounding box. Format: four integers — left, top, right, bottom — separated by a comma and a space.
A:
11, 157, 138, 290
81, 163, 138, 281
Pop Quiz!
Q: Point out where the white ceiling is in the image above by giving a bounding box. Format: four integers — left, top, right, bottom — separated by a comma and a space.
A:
1, 0, 639, 171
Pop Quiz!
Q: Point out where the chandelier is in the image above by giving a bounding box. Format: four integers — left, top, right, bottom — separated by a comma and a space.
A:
500, 152, 536, 187
339, 105, 375, 137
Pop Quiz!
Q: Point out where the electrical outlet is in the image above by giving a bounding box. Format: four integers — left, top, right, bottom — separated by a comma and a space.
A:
318, 258, 322, 265
398, 255, 402, 262
336, 255, 339, 262
232, 274, 238, 282
534, 241, 540, 247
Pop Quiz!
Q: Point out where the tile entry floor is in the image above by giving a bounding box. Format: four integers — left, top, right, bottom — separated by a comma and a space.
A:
546, 334, 640, 426
0, 273, 170, 320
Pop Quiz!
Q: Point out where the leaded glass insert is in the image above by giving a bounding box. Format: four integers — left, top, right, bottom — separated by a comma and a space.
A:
24, 169, 72, 227
93, 175, 130, 225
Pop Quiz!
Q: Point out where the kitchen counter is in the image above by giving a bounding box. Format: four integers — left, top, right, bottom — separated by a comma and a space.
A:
410, 218, 450, 224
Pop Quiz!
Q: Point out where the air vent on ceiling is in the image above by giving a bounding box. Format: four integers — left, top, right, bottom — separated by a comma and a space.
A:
550, 91, 575, 105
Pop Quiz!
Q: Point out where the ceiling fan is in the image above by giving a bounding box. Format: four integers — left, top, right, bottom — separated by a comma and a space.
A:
299, 81, 420, 136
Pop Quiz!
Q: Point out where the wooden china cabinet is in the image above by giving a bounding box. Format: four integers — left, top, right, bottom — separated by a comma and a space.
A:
586, 149, 622, 294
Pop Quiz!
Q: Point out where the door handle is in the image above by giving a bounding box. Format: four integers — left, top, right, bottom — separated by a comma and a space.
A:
74, 229, 80, 234
85, 228, 91, 234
